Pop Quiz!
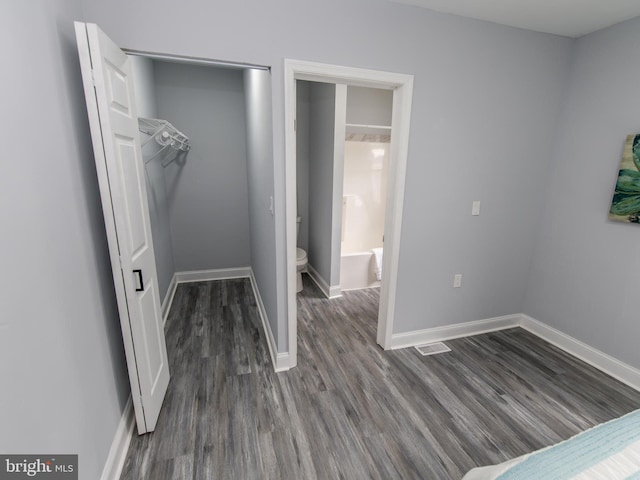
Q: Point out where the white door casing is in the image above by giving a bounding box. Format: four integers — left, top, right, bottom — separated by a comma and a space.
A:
75, 22, 170, 434
285, 60, 414, 358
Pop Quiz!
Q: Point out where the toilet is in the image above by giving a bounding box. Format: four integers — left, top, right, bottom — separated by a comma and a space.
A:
296, 216, 308, 292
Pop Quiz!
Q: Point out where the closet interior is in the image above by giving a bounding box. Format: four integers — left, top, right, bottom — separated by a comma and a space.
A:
130, 55, 253, 306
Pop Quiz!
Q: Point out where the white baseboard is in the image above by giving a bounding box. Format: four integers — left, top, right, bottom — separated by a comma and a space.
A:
389, 314, 520, 350
389, 312, 640, 392
341, 282, 380, 292
100, 396, 135, 480
306, 264, 342, 299
306, 264, 330, 298
248, 269, 293, 372
174, 267, 252, 284
161, 275, 178, 326
520, 314, 640, 392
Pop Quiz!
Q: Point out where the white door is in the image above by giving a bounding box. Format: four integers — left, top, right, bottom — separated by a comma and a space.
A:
74, 22, 170, 434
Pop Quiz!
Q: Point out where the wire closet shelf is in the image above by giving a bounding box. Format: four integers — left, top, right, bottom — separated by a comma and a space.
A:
138, 117, 191, 165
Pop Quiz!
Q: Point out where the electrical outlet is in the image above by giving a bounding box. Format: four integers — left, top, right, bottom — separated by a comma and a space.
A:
472, 201, 480, 216
453, 274, 462, 288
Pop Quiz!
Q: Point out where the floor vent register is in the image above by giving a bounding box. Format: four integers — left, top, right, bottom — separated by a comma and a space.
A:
415, 342, 451, 356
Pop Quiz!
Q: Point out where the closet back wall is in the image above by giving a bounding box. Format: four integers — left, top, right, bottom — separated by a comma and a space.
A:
154, 63, 251, 272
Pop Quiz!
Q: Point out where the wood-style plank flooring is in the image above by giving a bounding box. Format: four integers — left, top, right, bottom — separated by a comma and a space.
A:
120, 275, 640, 479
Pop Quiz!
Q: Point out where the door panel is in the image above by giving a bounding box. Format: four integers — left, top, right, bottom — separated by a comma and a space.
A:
137, 281, 164, 390
75, 21, 170, 434
115, 137, 148, 256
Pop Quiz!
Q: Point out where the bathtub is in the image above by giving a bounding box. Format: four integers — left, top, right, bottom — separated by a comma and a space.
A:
340, 250, 381, 291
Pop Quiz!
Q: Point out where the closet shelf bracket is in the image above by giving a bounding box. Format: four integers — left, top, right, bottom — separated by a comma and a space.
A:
138, 117, 191, 153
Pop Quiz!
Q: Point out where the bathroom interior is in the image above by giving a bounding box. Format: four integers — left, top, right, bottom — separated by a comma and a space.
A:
295, 81, 393, 298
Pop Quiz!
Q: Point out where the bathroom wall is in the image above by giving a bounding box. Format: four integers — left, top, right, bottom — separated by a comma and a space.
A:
346, 86, 393, 126
130, 56, 176, 300
154, 62, 251, 272
307, 82, 338, 286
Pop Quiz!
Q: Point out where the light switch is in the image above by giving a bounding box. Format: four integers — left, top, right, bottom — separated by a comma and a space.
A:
472, 201, 480, 216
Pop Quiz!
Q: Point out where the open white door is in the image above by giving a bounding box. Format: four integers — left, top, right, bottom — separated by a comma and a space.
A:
74, 22, 170, 434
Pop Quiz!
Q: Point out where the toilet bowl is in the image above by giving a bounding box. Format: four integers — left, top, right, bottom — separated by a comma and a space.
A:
296, 247, 308, 293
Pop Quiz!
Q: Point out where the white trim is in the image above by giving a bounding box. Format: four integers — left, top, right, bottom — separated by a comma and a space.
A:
249, 270, 294, 372
306, 264, 343, 299
377, 79, 413, 349
389, 313, 640, 393
330, 84, 347, 295
161, 274, 178, 326
173, 267, 251, 284
274, 351, 295, 372
285, 72, 298, 372
285, 59, 414, 364
389, 314, 520, 350
100, 397, 135, 480
520, 314, 640, 392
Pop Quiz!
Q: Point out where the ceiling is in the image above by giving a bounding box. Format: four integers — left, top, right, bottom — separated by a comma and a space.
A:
386, 0, 640, 37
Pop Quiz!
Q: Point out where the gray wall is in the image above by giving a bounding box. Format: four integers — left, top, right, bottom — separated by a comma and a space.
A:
346, 86, 393, 126
154, 62, 251, 272
307, 82, 338, 286
523, 16, 640, 369
83, 0, 573, 349
244, 69, 284, 348
131, 56, 176, 299
130, 55, 158, 118
0, 2, 130, 478
296, 81, 310, 251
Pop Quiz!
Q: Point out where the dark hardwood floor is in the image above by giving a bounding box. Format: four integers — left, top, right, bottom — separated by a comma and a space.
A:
120, 275, 640, 479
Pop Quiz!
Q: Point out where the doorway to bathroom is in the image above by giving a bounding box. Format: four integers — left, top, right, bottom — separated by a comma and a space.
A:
284, 60, 414, 361
296, 83, 391, 294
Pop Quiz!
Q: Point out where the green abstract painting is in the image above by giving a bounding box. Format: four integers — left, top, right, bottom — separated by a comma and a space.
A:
609, 134, 640, 224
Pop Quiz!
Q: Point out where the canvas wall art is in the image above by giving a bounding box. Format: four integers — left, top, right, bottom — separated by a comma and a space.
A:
609, 134, 640, 224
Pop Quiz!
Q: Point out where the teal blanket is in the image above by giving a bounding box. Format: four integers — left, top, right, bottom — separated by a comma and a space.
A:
497, 409, 640, 480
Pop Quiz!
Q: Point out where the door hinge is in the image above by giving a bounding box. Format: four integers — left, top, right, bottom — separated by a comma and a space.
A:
294, 119, 297, 132
118, 255, 124, 270
91, 69, 97, 86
